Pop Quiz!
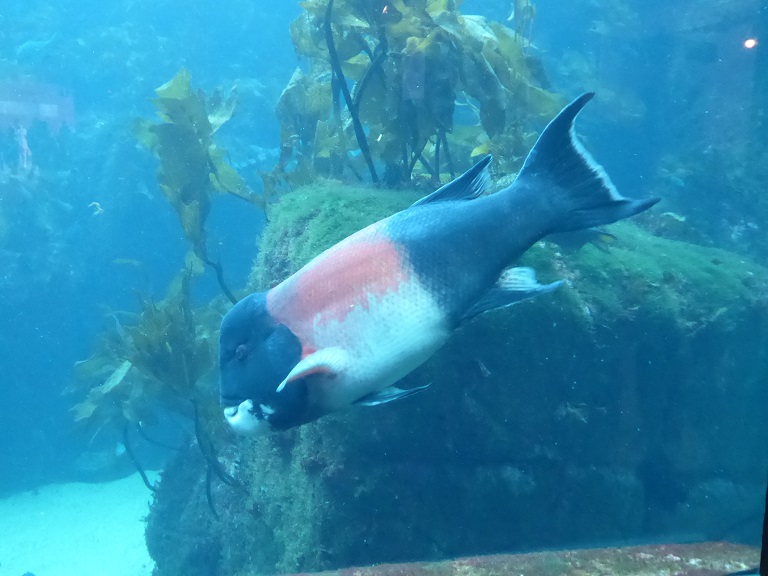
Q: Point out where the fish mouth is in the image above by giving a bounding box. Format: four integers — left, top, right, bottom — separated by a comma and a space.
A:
223, 399, 253, 422
220, 395, 245, 408
223, 399, 270, 436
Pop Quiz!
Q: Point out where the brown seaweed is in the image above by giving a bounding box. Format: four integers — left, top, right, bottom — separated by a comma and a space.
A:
269, 0, 561, 191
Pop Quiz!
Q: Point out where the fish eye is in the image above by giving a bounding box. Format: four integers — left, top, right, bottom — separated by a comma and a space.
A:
235, 344, 248, 361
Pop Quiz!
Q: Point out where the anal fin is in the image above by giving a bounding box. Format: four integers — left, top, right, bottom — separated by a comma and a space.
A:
462, 267, 563, 321
547, 228, 617, 252
354, 383, 431, 407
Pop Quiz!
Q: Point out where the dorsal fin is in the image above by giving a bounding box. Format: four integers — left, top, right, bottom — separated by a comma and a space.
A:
411, 155, 492, 207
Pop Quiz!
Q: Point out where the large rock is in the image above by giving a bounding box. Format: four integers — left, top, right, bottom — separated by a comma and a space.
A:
148, 182, 768, 576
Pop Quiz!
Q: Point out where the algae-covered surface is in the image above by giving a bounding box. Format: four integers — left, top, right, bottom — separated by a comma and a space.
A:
148, 180, 768, 576
282, 543, 759, 576
550, 221, 768, 324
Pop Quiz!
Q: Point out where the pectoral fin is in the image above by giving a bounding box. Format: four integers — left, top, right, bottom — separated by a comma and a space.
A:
462, 267, 563, 321
354, 383, 431, 407
276, 347, 349, 392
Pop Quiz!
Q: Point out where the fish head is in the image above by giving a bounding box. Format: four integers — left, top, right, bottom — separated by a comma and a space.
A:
218, 292, 304, 435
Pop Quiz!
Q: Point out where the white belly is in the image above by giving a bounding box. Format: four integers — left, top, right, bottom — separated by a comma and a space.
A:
309, 276, 450, 411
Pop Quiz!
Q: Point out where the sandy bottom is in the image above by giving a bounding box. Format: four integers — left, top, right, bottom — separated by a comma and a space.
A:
0, 472, 158, 576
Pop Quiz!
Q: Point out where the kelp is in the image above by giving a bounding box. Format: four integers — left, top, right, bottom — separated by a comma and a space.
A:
510, 0, 536, 41
70, 271, 238, 495
324, 0, 379, 183
134, 69, 262, 302
70, 273, 218, 432
71, 70, 261, 497
267, 0, 561, 194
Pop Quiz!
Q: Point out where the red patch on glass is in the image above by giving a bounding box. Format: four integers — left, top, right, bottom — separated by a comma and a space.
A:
0, 81, 75, 132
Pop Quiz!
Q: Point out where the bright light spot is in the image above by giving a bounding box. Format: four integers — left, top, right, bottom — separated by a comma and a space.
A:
744, 37, 758, 49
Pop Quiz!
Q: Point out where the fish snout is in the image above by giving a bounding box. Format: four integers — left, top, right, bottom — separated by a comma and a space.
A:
223, 399, 271, 436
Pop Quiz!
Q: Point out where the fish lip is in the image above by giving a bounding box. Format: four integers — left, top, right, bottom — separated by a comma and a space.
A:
220, 395, 245, 408
223, 399, 270, 436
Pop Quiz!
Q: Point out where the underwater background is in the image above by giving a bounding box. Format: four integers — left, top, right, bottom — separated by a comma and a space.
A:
0, 0, 766, 575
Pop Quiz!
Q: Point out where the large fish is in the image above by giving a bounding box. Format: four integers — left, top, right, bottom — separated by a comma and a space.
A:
219, 93, 659, 435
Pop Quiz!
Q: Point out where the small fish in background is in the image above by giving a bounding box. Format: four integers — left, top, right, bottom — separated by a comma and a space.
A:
111, 258, 142, 267
88, 201, 104, 216
218, 93, 659, 435
14, 32, 58, 61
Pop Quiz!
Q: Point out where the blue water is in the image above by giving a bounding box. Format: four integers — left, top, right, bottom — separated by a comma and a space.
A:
0, 0, 299, 489
0, 0, 765, 569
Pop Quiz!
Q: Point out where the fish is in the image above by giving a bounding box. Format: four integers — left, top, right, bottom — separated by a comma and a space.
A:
218, 93, 659, 435
15, 33, 58, 60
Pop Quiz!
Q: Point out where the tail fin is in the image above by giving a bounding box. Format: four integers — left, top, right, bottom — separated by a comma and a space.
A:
516, 92, 659, 233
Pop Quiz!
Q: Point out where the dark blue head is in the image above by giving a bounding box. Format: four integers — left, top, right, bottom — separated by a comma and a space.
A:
218, 292, 306, 434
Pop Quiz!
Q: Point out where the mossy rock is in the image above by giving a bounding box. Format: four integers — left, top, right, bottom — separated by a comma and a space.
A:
149, 181, 768, 576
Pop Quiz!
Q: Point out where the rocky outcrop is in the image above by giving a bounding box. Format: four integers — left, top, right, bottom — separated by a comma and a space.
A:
148, 183, 768, 575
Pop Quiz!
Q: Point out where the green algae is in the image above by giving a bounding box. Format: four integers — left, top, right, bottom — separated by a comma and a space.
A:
567, 221, 767, 320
